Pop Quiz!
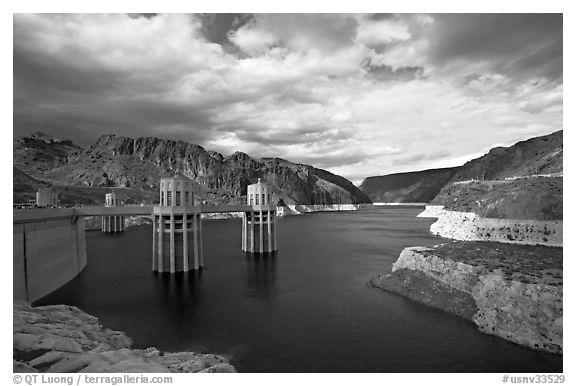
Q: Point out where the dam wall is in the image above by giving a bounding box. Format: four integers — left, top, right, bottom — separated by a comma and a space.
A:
13, 213, 87, 303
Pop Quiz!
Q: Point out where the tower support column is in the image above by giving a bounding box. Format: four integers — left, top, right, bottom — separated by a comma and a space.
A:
169, 214, 175, 273
152, 214, 157, 271
158, 215, 164, 272
267, 210, 272, 252
193, 213, 199, 269
183, 213, 189, 271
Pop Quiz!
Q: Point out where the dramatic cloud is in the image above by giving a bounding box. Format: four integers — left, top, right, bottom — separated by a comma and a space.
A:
13, 13, 562, 184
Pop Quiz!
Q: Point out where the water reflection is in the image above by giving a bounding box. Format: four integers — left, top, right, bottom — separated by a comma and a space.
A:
243, 252, 277, 301
152, 271, 205, 331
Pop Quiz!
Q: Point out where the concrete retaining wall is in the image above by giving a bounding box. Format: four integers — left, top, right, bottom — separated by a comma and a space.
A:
13, 217, 87, 303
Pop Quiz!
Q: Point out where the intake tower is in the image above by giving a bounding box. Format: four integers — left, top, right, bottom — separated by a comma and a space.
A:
242, 179, 277, 253
101, 191, 124, 233
152, 176, 203, 272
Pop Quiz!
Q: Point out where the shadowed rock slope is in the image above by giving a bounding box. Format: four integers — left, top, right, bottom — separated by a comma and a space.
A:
359, 167, 458, 203
13, 167, 46, 203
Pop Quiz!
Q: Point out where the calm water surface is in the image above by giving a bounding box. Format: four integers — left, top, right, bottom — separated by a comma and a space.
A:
37, 207, 562, 372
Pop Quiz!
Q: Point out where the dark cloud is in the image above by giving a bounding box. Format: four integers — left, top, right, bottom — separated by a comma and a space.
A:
127, 14, 157, 20
13, 39, 213, 145
14, 95, 218, 147
197, 13, 253, 51
14, 47, 128, 99
368, 14, 398, 21
230, 125, 352, 146
243, 14, 359, 54
364, 63, 426, 82
392, 151, 452, 166
288, 151, 368, 170
430, 14, 562, 82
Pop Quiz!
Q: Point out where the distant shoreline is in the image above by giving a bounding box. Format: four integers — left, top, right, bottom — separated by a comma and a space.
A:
372, 202, 427, 206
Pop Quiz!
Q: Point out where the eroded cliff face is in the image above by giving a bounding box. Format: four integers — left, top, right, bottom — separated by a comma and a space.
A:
418, 206, 562, 247
15, 133, 371, 206
472, 273, 562, 354
373, 246, 562, 354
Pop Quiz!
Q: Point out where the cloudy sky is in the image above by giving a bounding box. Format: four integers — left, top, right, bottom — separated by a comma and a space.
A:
13, 13, 562, 184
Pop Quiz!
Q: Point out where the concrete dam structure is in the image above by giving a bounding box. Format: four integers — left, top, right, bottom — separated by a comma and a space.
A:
13, 177, 279, 303
14, 209, 87, 304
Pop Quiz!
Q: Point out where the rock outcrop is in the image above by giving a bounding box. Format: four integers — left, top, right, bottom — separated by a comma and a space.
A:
13, 131, 82, 175
13, 303, 236, 373
451, 130, 562, 182
14, 133, 370, 206
419, 205, 562, 247
431, 177, 563, 221
370, 244, 562, 354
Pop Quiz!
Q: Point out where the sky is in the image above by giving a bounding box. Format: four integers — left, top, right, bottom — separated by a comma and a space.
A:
13, 13, 563, 184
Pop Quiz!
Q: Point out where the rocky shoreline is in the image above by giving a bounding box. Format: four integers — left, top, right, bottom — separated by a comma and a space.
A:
276, 203, 361, 216
13, 302, 237, 373
418, 205, 562, 247
85, 204, 364, 230
199, 204, 363, 218
370, 243, 562, 354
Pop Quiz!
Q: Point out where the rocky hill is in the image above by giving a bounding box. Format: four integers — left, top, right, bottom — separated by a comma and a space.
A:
13, 131, 82, 175
359, 167, 458, 203
451, 130, 562, 182
431, 177, 563, 220
430, 130, 563, 221
13, 133, 370, 205
360, 130, 562, 203
13, 166, 46, 203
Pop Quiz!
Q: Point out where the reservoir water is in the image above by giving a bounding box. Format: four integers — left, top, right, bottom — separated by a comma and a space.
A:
36, 207, 562, 372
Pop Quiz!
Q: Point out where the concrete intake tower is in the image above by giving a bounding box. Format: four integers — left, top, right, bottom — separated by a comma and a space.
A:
102, 191, 124, 233
152, 176, 203, 272
242, 178, 277, 253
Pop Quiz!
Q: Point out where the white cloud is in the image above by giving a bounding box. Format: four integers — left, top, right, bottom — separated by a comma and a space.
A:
356, 18, 411, 46
14, 13, 563, 184
228, 25, 277, 55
